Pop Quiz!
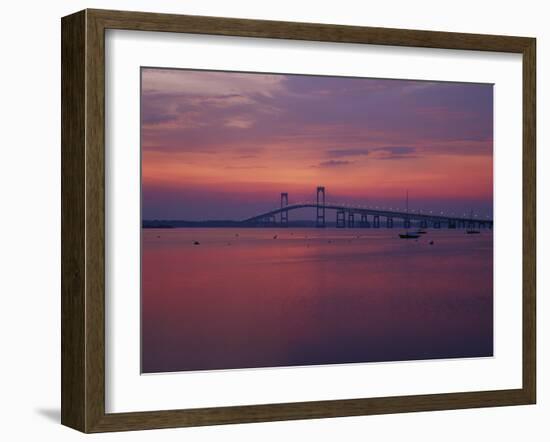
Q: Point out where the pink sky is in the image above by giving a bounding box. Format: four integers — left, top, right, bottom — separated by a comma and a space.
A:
141, 68, 493, 220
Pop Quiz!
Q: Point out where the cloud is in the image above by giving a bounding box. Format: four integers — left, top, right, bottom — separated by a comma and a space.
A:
421, 142, 492, 156
375, 154, 420, 160
142, 68, 287, 98
224, 165, 267, 170
326, 148, 370, 158
223, 116, 255, 129
375, 146, 416, 154
141, 112, 178, 126
316, 160, 353, 168
141, 69, 285, 136
188, 94, 256, 108
141, 69, 493, 163
370, 146, 419, 160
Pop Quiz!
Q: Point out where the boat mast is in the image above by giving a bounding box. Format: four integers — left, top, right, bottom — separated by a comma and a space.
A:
406, 190, 409, 232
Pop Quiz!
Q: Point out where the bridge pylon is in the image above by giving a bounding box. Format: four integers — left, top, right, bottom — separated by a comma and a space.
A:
280, 192, 288, 226
316, 186, 326, 228
336, 210, 345, 228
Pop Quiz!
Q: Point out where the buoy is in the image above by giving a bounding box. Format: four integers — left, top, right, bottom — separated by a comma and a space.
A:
193, 241, 200, 245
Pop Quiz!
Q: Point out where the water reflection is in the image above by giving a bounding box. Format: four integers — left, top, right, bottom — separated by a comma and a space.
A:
141, 228, 493, 373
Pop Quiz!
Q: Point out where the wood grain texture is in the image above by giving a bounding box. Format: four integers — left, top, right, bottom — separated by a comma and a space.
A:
61, 10, 86, 432
61, 8, 537, 433
522, 38, 536, 403
84, 9, 107, 433
89, 8, 532, 52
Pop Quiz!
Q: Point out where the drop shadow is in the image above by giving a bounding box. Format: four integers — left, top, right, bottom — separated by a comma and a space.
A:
35, 407, 60, 423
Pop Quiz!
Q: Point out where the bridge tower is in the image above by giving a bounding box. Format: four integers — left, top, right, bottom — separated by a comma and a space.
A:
280, 192, 288, 226
316, 186, 326, 228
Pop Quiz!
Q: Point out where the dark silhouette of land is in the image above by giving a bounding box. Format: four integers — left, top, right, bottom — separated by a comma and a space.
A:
141, 219, 433, 229
142, 220, 323, 228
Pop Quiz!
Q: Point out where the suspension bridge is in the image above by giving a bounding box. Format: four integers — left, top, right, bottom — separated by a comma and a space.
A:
242, 186, 493, 229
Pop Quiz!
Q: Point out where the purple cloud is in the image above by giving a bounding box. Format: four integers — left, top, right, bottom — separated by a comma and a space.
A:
316, 160, 353, 168
369, 146, 419, 160
326, 148, 370, 158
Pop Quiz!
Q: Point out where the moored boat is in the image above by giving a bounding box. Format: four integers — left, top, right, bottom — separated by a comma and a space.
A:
399, 191, 420, 239
399, 232, 420, 239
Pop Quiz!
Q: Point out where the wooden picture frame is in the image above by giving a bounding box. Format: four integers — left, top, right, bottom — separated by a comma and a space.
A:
61, 8, 536, 433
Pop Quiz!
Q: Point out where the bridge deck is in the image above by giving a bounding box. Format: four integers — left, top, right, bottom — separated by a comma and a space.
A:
243, 203, 493, 225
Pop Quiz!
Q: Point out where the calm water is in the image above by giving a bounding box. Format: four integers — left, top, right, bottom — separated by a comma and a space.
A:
141, 228, 493, 373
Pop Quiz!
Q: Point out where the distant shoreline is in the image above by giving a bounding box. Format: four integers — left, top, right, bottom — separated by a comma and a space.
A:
142, 220, 323, 228
142, 220, 416, 228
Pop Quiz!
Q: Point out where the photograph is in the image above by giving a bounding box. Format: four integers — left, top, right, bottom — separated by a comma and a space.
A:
140, 68, 494, 374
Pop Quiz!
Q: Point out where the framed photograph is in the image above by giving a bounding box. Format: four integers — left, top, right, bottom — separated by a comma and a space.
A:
61, 9, 536, 433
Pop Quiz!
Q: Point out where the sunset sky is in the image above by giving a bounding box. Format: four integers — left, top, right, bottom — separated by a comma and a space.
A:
141, 68, 493, 221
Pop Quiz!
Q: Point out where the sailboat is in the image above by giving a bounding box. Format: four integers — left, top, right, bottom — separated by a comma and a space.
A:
415, 210, 427, 234
399, 191, 420, 239
399, 231, 421, 239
